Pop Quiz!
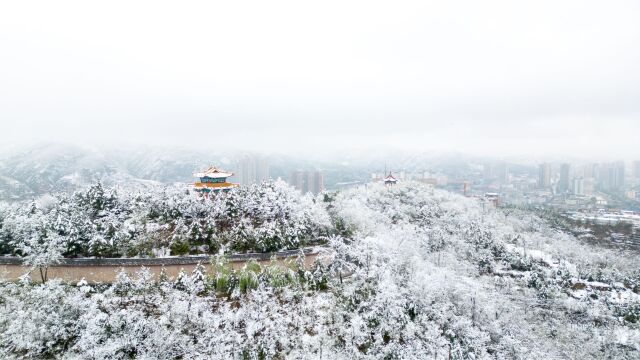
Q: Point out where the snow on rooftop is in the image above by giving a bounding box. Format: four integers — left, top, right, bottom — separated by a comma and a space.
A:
193, 166, 233, 178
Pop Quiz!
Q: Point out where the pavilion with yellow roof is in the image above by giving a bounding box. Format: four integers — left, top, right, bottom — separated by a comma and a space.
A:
192, 166, 239, 194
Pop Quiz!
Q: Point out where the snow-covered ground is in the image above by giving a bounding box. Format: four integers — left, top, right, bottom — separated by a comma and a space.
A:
0, 182, 638, 359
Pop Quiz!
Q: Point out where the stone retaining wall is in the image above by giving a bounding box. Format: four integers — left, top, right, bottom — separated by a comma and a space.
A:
0, 248, 321, 284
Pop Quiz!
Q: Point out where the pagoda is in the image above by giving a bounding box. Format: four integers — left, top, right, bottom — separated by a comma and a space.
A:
384, 172, 398, 186
192, 166, 239, 194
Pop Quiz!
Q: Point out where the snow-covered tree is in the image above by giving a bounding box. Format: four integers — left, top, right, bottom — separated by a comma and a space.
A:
20, 230, 65, 283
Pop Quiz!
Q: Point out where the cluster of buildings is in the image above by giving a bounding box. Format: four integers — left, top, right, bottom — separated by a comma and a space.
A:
235, 156, 325, 195
538, 162, 629, 196
401, 159, 640, 212
190, 156, 640, 211
478, 160, 640, 210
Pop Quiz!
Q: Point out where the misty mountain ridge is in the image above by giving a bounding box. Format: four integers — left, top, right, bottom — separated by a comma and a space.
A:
0, 143, 538, 201
0, 144, 209, 201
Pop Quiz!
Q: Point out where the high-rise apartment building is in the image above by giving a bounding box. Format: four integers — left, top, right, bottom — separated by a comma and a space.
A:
538, 163, 551, 189
290, 170, 324, 194
599, 162, 625, 191
290, 170, 305, 192
558, 163, 571, 193
496, 163, 509, 183
572, 177, 585, 196
307, 171, 324, 195
236, 156, 269, 186
583, 177, 595, 195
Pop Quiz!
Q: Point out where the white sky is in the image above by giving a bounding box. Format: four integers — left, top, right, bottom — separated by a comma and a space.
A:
1, 1, 639, 159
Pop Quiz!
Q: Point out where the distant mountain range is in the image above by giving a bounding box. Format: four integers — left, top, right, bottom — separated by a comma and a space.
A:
0, 144, 219, 201
0, 143, 521, 201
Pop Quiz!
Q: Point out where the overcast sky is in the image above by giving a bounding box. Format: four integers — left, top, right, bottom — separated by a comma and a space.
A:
1, 1, 639, 159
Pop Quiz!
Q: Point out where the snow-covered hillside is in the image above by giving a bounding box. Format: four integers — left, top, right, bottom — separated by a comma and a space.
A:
0, 181, 330, 258
0, 182, 638, 359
